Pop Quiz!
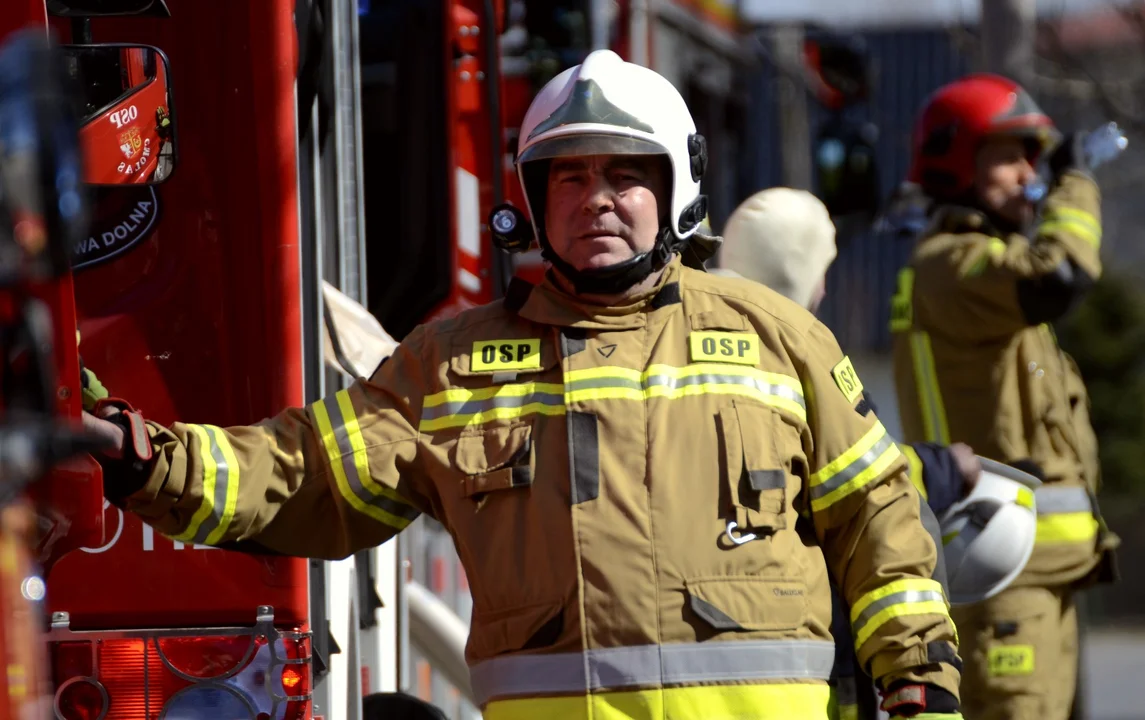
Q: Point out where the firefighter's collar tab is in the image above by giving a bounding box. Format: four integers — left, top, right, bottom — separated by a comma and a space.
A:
517, 257, 682, 330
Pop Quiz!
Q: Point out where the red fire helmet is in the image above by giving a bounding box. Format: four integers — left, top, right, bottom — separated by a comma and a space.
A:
909, 73, 1059, 200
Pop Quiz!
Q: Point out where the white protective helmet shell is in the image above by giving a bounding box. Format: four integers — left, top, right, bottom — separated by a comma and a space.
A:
516, 50, 705, 243
940, 458, 1041, 605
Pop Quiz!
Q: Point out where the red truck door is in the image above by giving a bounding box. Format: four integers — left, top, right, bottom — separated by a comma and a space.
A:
34, 1, 315, 717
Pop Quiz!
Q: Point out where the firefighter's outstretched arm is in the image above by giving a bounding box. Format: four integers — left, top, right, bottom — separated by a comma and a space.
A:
947, 169, 1101, 334
794, 321, 961, 716
89, 326, 437, 560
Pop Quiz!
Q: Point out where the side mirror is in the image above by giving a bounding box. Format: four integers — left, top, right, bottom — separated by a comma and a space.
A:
813, 116, 881, 231
46, 0, 171, 17
62, 44, 177, 185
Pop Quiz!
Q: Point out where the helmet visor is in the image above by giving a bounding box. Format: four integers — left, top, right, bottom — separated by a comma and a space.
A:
518, 133, 668, 164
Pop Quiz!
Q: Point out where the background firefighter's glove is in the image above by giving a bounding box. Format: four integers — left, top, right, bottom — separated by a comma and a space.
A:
881, 682, 960, 718
79, 356, 109, 412
1048, 132, 1088, 179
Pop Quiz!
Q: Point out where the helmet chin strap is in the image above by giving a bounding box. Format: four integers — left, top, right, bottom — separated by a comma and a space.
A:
543, 227, 678, 296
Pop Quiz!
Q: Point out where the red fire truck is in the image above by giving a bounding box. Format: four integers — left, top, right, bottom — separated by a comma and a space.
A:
0, 1, 750, 718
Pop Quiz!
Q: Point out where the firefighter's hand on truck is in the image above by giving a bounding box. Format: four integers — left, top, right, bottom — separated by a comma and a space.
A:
82, 410, 126, 460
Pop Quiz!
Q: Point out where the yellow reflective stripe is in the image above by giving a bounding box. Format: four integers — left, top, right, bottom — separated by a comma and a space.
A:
809, 423, 902, 511
642, 363, 805, 394
204, 428, 242, 546
483, 683, 831, 720
1040, 221, 1100, 248
420, 381, 568, 431
1036, 512, 1099, 545
900, 444, 927, 500
171, 424, 241, 545
313, 392, 415, 530
1041, 208, 1101, 248
1046, 207, 1100, 230
910, 332, 950, 444
423, 381, 565, 408
641, 364, 806, 419
566, 366, 642, 383
962, 237, 1008, 278
421, 403, 566, 431
336, 390, 411, 513
173, 424, 219, 543
421, 365, 807, 430
850, 578, 949, 650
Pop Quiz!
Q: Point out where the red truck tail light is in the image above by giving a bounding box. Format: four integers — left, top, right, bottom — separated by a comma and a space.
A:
56, 678, 107, 720
49, 607, 311, 720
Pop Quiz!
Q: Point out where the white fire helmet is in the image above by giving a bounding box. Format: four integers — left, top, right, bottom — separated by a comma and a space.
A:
940, 457, 1041, 605
515, 50, 708, 293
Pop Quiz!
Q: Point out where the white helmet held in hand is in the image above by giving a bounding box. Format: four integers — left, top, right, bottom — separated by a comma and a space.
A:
515, 50, 709, 294
940, 457, 1041, 605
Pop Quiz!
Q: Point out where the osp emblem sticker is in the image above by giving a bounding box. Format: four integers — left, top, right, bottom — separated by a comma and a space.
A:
71, 185, 161, 271
118, 126, 143, 160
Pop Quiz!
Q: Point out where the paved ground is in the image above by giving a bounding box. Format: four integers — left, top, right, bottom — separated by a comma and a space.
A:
1081, 629, 1145, 720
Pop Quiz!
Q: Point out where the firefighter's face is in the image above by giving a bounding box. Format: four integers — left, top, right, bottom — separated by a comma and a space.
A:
975, 137, 1038, 227
545, 154, 668, 271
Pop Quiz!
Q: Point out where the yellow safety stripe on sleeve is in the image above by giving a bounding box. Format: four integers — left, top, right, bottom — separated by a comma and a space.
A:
173, 424, 241, 545
809, 422, 902, 512
961, 237, 1008, 278
312, 390, 419, 530
1036, 512, 1100, 545
1033, 486, 1100, 545
850, 578, 950, 651
900, 444, 928, 500
1040, 207, 1101, 249
483, 683, 832, 720
420, 365, 807, 431
910, 332, 950, 444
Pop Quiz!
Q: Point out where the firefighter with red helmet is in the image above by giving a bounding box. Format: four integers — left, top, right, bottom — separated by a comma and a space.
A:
890, 73, 1118, 719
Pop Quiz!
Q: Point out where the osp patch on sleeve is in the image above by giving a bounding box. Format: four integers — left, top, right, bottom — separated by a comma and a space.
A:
689, 331, 760, 366
471, 339, 542, 372
988, 645, 1035, 676
831, 356, 864, 403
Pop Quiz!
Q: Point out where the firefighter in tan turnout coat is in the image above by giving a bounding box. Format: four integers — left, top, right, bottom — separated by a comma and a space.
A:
86, 50, 963, 719
893, 73, 1119, 719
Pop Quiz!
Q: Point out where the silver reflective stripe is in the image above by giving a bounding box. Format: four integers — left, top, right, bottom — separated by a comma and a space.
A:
192, 425, 234, 544
468, 639, 836, 707
809, 432, 895, 501
644, 371, 806, 410
420, 389, 566, 422
1034, 486, 1093, 515
851, 589, 945, 636
566, 376, 642, 392
322, 395, 419, 522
